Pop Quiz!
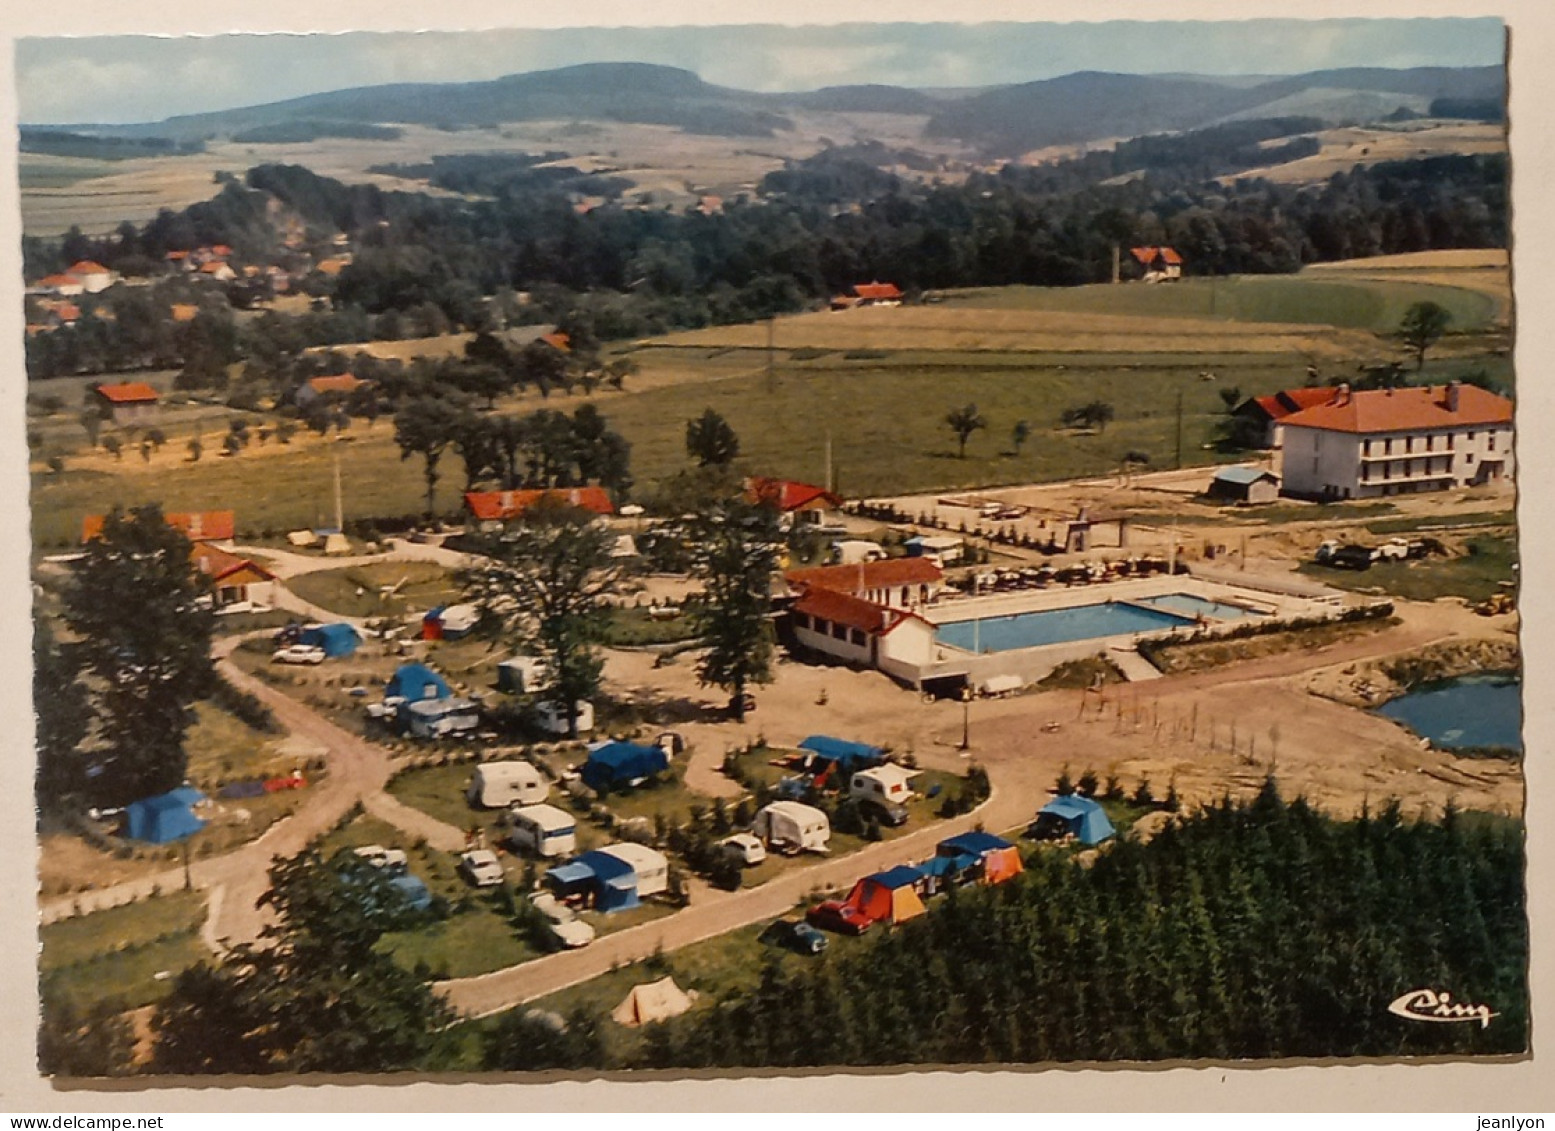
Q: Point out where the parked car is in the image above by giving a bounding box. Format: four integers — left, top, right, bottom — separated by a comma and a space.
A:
759, 918, 828, 956
457, 849, 505, 888
806, 899, 872, 936
719, 833, 768, 866
858, 798, 910, 828
1317, 543, 1374, 571
272, 643, 326, 665
529, 891, 595, 949
353, 844, 409, 872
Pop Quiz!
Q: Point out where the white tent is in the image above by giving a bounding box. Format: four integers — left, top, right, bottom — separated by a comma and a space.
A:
611, 977, 697, 1027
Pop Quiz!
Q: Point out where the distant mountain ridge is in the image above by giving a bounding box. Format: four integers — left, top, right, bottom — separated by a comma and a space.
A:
40, 60, 1505, 153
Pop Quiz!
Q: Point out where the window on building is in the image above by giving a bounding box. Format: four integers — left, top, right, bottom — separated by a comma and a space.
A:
849, 629, 865, 646
831, 622, 847, 640
1489, 432, 1497, 452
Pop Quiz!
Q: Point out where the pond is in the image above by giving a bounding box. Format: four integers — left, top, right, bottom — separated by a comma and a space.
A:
1374, 673, 1522, 753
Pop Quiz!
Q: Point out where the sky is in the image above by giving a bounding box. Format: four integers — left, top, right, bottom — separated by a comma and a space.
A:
15, 17, 1506, 126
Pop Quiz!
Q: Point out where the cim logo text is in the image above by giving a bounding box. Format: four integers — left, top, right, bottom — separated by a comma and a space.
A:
1388, 987, 1497, 1028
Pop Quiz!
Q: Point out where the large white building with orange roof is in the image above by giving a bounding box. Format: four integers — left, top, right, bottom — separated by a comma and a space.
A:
1277, 381, 1513, 500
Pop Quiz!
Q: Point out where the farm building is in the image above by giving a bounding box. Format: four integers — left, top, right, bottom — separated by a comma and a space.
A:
752, 800, 830, 853
468, 761, 547, 808
744, 477, 844, 530
1031, 795, 1117, 846
1277, 382, 1514, 500
384, 662, 452, 703
297, 622, 361, 657
845, 866, 927, 925
92, 381, 161, 426
83, 509, 236, 545
787, 587, 939, 684
830, 281, 903, 309
785, 556, 944, 610
463, 487, 615, 529
581, 741, 670, 793
1130, 246, 1183, 282
1232, 387, 1336, 449
1208, 466, 1281, 505
123, 787, 206, 844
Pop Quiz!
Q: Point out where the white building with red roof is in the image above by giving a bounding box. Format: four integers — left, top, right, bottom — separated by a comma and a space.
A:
463, 487, 614, 529
66, 260, 114, 293
1130, 247, 1183, 282
92, 381, 161, 426
1277, 382, 1513, 500
744, 476, 843, 530
784, 555, 943, 611
789, 586, 938, 682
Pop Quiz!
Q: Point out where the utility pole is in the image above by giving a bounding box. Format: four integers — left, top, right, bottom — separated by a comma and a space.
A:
1174, 389, 1184, 470
333, 443, 345, 534
1111, 243, 1121, 285
765, 317, 776, 394
824, 430, 833, 494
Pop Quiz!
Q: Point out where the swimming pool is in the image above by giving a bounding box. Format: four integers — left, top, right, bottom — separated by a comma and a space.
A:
936, 601, 1192, 654
1133, 593, 1262, 621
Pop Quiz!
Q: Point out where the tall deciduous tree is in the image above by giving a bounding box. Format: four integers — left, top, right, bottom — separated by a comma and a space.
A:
152, 849, 453, 1074
1400, 301, 1453, 371
685, 408, 741, 468
34, 614, 89, 814
462, 499, 624, 738
394, 397, 464, 518
60, 504, 215, 806
689, 500, 783, 721
944, 403, 987, 458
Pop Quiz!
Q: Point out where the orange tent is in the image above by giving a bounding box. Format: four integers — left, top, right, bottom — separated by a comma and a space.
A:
845, 866, 927, 925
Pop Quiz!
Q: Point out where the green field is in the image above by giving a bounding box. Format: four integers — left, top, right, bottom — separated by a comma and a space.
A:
1299, 533, 1517, 603
940, 275, 1500, 334
40, 890, 208, 1011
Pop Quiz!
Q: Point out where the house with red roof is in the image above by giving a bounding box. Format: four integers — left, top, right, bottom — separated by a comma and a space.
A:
36, 273, 85, 297
92, 382, 161, 426
744, 476, 843, 530
296, 373, 368, 409
830, 281, 903, 310
82, 509, 237, 545
1278, 382, 1513, 500
789, 586, 938, 681
785, 556, 943, 611
1232, 387, 1336, 449
1129, 247, 1183, 283
190, 542, 276, 608
464, 487, 614, 530
67, 260, 114, 293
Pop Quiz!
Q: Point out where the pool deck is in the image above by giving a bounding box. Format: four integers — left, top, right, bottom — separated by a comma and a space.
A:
911, 573, 1349, 690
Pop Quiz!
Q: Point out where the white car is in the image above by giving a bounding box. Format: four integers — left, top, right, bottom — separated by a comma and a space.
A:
272, 644, 326, 665
458, 849, 506, 888
720, 833, 768, 866
530, 891, 596, 949
353, 844, 409, 872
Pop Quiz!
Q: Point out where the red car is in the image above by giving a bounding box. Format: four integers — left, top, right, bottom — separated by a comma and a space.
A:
805, 899, 872, 936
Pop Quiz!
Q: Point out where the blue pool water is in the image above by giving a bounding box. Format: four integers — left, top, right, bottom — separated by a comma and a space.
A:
1374, 674, 1523, 753
1134, 593, 1261, 621
936, 601, 1191, 653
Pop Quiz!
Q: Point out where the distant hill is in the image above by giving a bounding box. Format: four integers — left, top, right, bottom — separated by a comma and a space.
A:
923, 65, 1505, 154
43, 61, 1504, 155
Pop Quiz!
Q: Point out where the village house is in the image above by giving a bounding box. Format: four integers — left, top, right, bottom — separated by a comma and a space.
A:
1130, 246, 1183, 283
36, 273, 85, 297
744, 477, 844, 531
295, 373, 368, 409
1277, 382, 1514, 500
463, 487, 615, 530
82, 509, 236, 544
784, 556, 944, 611
66, 260, 114, 293
199, 260, 237, 283
830, 281, 903, 310
1232, 387, 1337, 449
788, 586, 938, 684
1208, 465, 1281, 505
189, 542, 276, 608
91, 382, 161, 427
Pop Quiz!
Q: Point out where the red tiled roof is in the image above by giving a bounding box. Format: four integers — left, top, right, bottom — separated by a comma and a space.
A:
165, 250, 190, 260
53, 303, 80, 323
1130, 246, 1182, 266
68, 260, 109, 275
1280, 384, 1513, 435
745, 476, 842, 512
82, 509, 236, 544
94, 382, 160, 404
793, 587, 886, 634
539, 331, 571, 353
306, 374, 365, 395
786, 556, 943, 595
190, 542, 274, 582
1158, 247, 1183, 265
464, 487, 614, 521
853, 281, 902, 301
1251, 386, 1334, 421
38, 274, 81, 288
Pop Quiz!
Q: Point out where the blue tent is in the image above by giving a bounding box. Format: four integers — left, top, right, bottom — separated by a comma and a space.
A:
581, 741, 669, 792
123, 787, 206, 844
1035, 795, 1117, 845
938, 830, 1014, 858
385, 663, 451, 702
299, 622, 361, 657
869, 864, 925, 890
798, 735, 884, 775
544, 850, 641, 913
